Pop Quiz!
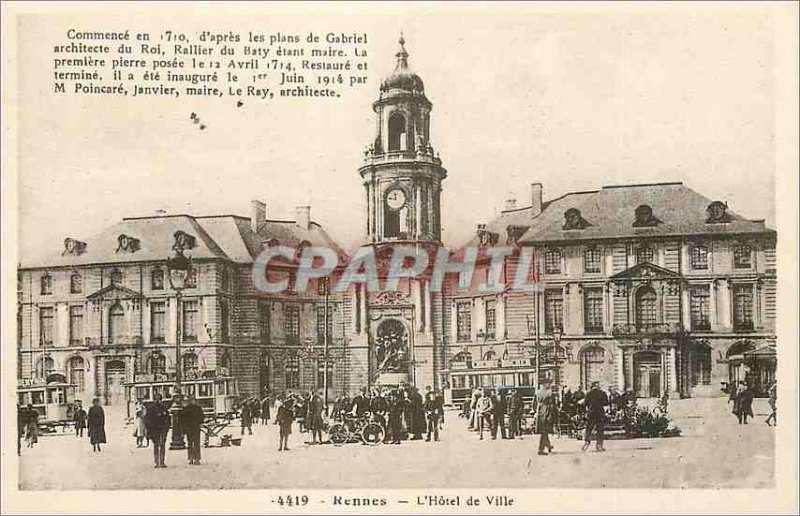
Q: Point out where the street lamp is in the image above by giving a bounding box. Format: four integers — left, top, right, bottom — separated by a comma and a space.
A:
166, 245, 192, 450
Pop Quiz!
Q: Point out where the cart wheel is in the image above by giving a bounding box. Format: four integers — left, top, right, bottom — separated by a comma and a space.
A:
361, 423, 384, 445
328, 423, 348, 446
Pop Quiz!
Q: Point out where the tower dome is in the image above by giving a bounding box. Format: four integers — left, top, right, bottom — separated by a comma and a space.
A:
380, 35, 425, 94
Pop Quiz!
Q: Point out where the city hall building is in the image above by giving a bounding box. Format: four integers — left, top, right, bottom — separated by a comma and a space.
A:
17, 37, 777, 405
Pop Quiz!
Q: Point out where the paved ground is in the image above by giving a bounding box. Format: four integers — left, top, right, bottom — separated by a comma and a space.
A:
17, 397, 774, 490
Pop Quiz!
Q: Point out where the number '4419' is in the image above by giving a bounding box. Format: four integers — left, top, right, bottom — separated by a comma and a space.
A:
276, 495, 309, 507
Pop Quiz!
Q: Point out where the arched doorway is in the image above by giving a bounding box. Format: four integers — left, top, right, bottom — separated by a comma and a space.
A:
727, 341, 755, 387
388, 112, 407, 151
375, 319, 409, 374
105, 360, 126, 405
633, 351, 662, 398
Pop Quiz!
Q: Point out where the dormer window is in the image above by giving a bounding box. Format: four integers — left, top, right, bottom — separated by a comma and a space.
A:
62, 238, 87, 256
476, 224, 499, 247
563, 208, 591, 230
633, 204, 661, 227
506, 225, 528, 245
116, 234, 141, 253
172, 230, 197, 251
706, 201, 732, 224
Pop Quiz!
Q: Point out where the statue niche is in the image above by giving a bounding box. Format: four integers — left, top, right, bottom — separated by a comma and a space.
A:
375, 319, 409, 374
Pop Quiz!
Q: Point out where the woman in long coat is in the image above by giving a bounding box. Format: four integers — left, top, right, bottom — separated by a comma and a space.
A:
25, 404, 39, 448
87, 398, 107, 452
134, 400, 148, 447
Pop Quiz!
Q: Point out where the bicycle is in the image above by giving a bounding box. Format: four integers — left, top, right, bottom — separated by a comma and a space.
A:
328, 412, 385, 446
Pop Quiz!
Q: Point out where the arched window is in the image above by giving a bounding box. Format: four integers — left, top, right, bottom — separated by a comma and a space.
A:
36, 357, 55, 379
108, 303, 125, 344
452, 351, 473, 369
110, 268, 123, 286
388, 113, 407, 151
483, 350, 497, 361
70, 272, 83, 294
635, 287, 658, 330
68, 356, 86, 393
636, 246, 655, 264
581, 346, 606, 390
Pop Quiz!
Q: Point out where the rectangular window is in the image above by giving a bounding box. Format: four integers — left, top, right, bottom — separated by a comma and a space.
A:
545, 289, 564, 333
316, 360, 333, 389
151, 269, 164, 290
456, 301, 472, 342
584, 247, 602, 274
220, 299, 230, 341
69, 306, 84, 346
40, 274, 52, 295
733, 284, 754, 331
285, 304, 300, 342
544, 250, 562, 275
186, 268, 198, 289
636, 246, 655, 264
40, 307, 54, 346
150, 301, 166, 342
259, 302, 270, 341
182, 300, 198, 341
733, 245, 752, 269
690, 285, 711, 331
691, 245, 709, 270
285, 355, 300, 389
220, 267, 229, 291
583, 288, 604, 333
70, 273, 82, 294
316, 305, 333, 340
484, 299, 496, 339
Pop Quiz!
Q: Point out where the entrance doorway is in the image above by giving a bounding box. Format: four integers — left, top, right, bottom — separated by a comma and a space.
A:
633, 351, 662, 398
105, 360, 126, 405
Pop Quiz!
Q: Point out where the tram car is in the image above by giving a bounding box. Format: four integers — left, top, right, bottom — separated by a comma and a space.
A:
17, 382, 78, 433
125, 376, 239, 420
445, 357, 539, 411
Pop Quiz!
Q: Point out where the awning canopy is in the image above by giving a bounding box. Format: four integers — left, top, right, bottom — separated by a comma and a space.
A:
743, 344, 776, 362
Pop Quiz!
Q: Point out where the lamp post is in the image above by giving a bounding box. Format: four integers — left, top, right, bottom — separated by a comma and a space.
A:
166, 245, 192, 450
552, 328, 563, 387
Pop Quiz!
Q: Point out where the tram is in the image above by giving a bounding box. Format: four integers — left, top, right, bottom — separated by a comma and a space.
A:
17, 382, 78, 433
124, 376, 239, 419
444, 357, 539, 409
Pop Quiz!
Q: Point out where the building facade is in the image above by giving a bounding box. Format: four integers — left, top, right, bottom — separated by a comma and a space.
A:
17, 37, 777, 403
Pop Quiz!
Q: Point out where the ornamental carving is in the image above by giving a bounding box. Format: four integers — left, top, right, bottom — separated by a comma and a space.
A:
632, 204, 662, 228
706, 201, 732, 224
116, 234, 141, 253
563, 208, 591, 230
374, 291, 409, 305
172, 230, 197, 252
62, 238, 87, 256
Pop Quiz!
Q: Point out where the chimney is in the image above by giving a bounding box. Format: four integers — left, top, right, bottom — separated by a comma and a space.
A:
251, 200, 266, 232
295, 205, 311, 230
531, 182, 543, 216
504, 197, 517, 211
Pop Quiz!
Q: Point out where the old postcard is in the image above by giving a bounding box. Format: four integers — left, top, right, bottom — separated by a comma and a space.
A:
2, 1, 798, 514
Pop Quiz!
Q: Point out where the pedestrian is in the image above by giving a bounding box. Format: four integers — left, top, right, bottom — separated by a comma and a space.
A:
535, 383, 556, 455
133, 399, 147, 447
87, 397, 106, 452
581, 381, 609, 452
250, 397, 261, 426
469, 389, 481, 431
765, 381, 777, 426
73, 403, 87, 438
493, 389, 508, 439
734, 381, 754, 424
275, 396, 295, 451
507, 389, 523, 439
180, 394, 205, 465
240, 399, 253, 435
261, 395, 271, 424
351, 387, 369, 417
25, 404, 39, 448
424, 386, 443, 442
387, 390, 405, 444
476, 389, 495, 440
145, 393, 170, 468
17, 404, 29, 455
410, 386, 425, 440
307, 390, 325, 444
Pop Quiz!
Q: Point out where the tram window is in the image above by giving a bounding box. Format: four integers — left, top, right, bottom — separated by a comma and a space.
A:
18, 393, 26, 405
451, 376, 464, 389
136, 387, 150, 400
198, 383, 212, 397
519, 373, 533, 386
185, 384, 196, 398
47, 389, 64, 404
32, 391, 44, 405
164, 386, 172, 398
469, 375, 478, 388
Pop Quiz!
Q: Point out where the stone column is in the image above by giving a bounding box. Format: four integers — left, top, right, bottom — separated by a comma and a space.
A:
415, 183, 422, 240
709, 279, 718, 332
681, 287, 691, 329
669, 347, 678, 397
615, 346, 624, 391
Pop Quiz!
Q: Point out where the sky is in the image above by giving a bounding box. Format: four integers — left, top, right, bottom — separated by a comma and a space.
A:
17, 6, 777, 262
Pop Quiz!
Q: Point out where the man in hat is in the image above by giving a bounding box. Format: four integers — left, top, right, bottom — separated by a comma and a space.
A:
581, 381, 609, 452
507, 389, 523, 439
423, 386, 443, 442
180, 394, 205, 465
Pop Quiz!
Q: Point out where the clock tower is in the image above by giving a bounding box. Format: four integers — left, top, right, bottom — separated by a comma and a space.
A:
349, 35, 447, 392
359, 35, 447, 244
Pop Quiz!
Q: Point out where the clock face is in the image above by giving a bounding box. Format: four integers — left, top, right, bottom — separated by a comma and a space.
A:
386, 188, 407, 211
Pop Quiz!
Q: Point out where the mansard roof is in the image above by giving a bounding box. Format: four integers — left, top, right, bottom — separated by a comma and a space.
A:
461, 182, 772, 253
519, 182, 772, 244
19, 213, 348, 269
